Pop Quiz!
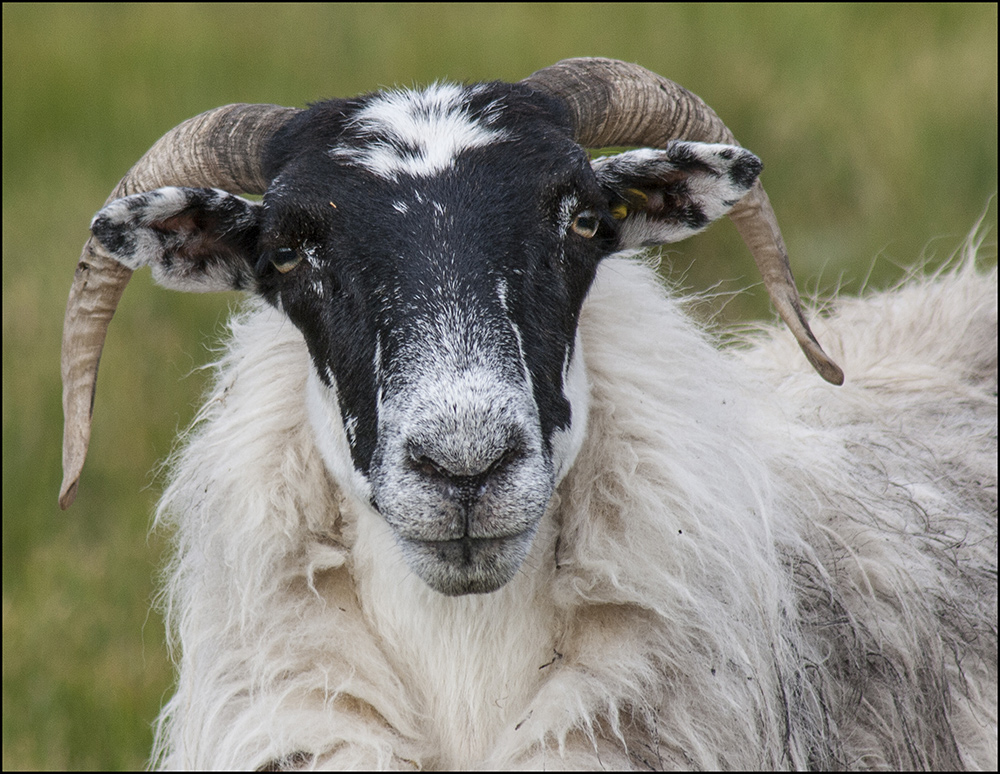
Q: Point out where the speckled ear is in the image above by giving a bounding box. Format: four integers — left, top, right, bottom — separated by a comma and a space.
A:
591, 141, 761, 247
91, 186, 262, 293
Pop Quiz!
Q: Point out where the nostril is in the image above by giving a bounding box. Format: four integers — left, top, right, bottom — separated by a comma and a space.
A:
408, 450, 450, 480
484, 446, 520, 478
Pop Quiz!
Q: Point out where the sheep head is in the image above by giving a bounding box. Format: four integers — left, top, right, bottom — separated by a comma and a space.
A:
60, 59, 842, 595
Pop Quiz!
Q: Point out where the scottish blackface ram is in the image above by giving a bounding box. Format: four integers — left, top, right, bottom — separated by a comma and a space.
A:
59, 59, 997, 770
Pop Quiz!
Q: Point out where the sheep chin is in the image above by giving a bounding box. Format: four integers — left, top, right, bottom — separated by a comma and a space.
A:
395, 529, 539, 596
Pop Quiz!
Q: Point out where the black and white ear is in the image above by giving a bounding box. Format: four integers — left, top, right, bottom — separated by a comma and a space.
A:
90, 187, 263, 292
592, 142, 762, 248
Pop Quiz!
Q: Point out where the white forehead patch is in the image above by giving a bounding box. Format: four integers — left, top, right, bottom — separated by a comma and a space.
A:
330, 83, 509, 181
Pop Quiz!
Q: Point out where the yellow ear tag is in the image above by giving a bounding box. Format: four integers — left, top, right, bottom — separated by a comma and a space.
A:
624, 188, 648, 209
611, 189, 648, 220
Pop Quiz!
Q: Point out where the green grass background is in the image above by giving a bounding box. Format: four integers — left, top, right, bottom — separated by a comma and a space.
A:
3, 4, 996, 769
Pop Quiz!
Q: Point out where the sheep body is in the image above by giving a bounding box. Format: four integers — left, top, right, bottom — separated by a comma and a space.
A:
152, 242, 997, 769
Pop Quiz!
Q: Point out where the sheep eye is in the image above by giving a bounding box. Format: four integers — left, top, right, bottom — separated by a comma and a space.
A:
271, 247, 303, 274
570, 209, 599, 238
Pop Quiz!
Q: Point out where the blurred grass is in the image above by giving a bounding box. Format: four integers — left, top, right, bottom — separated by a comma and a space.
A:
2, 3, 996, 769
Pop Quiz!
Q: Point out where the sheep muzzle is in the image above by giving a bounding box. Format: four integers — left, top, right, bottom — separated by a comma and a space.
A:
369, 367, 556, 595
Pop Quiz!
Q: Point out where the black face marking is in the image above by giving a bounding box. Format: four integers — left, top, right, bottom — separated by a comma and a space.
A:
258, 82, 610, 480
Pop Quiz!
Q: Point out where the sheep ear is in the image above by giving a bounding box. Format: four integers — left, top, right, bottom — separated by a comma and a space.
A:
592, 142, 762, 248
90, 187, 262, 293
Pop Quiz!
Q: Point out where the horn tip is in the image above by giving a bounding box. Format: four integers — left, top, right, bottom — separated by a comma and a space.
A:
58, 478, 79, 510
805, 347, 845, 386
818, 361, 846, 386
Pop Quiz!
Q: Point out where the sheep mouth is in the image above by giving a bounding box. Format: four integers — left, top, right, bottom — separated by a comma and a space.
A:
397, 531, 536, 596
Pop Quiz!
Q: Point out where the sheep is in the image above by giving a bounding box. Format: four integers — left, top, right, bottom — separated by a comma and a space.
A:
59, 58, 997, 770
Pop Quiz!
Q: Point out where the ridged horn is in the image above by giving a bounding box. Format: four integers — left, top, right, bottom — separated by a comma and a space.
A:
60, 103, 300, 509
524, 57, 844, 386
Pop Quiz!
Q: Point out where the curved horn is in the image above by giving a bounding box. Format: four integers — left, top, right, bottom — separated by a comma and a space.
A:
524, 58, 844, 386
60, 103, 300, 509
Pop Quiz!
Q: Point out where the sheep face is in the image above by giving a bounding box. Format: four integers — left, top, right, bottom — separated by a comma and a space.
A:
90, 82, 761, 595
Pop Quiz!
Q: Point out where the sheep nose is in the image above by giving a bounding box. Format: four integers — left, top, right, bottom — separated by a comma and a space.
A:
406, 434, 525, 499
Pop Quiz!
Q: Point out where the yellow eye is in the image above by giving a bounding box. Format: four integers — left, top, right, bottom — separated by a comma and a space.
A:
571, 209, 599, 238
271, 247, 303, 274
